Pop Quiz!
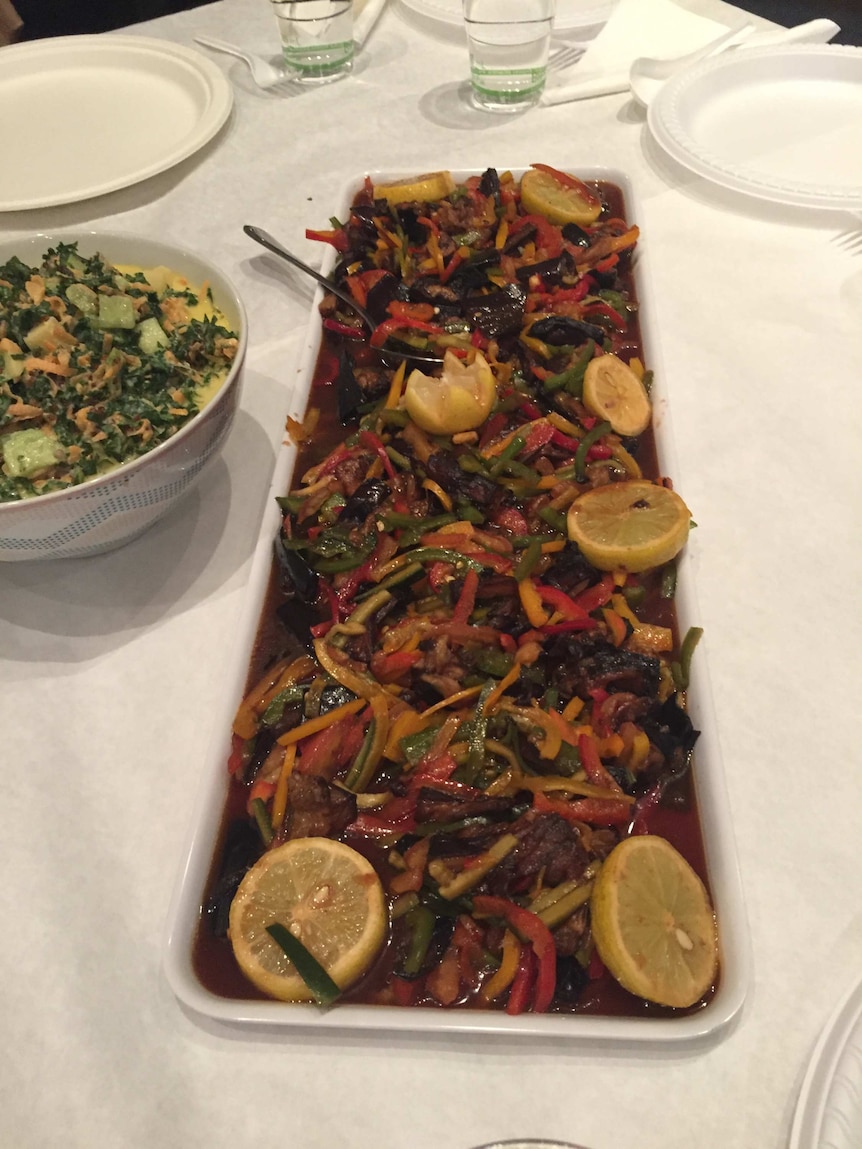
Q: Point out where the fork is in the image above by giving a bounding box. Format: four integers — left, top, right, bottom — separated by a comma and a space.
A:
834, 215, 862, 255
193, 36, 291, 89
548, 43, 585, 73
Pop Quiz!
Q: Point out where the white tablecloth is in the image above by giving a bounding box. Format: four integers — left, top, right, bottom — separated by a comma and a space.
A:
2, 2, 861, 1146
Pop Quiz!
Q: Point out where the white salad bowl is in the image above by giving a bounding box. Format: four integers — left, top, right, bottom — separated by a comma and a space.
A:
0, 231, 247, 561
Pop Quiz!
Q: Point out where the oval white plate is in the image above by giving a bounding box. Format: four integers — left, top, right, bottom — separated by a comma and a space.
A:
399, 0, 615, 33
647, 44, 862, 211
790, 974, 862, 1149
0, 35, 233, 211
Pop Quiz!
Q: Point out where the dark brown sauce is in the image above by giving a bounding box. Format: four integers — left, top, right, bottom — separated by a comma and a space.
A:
192, 178, 716, 1019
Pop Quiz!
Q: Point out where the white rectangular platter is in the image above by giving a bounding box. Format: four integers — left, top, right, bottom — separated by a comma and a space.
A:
163, 166, 750, 1044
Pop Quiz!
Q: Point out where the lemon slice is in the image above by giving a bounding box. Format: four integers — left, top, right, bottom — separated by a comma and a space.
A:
583, 354, 651, 437
591, 835, 718, 1008
404, 349, 497, 435
229, 837, 387, 1002
566, 479, 691, 574
520, 167, 602, 227
373, 171, 456, 206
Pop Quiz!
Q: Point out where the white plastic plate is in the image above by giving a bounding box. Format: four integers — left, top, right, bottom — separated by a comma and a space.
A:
0, 36, 233, 211
648, 44, 862, 211
790, 973, 862, 1149
163, 167, 750, 1042
399, 0, 615, 33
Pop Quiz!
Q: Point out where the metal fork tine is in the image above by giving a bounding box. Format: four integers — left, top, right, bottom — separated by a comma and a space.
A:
548, 44, 584, 73
834, 230, 862, 254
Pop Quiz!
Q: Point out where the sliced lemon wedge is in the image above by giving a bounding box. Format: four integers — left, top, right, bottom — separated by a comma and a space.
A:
583, 353, 652, 437
404, 349, 497, 436
566, 479, 691, 574
373, 171, 456, 206
520, 167, 602, 227
591, 834, 719, 1009
229, 837, 387, 1002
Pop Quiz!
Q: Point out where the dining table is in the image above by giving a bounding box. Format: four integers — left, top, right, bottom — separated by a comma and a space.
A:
2, 1, 861, 1146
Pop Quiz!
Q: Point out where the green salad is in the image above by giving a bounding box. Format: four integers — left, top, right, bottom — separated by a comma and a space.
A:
0, 242, 239, 502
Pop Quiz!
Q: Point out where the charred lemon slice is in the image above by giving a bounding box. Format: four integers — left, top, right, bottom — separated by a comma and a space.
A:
566, 479, 691, 573
373, 171, 456, 206
591, 835, 719, 1009
229, 838, 387, 1002
404, 349, 497, 436
583, 353, 652, 437
520, 166, 602, 227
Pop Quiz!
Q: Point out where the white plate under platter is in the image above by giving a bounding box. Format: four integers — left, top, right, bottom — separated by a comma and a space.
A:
790, 973, 862, 1149
647, 44, 862, 212
399, 0, 616, 33
0, 35, 233, 212
163, 166, 750, 1044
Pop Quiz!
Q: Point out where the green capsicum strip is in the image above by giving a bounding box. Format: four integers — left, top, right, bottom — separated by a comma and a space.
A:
513, 538, 542, 582
400, 905, 436, 977
251, 797, 274, 846
265, 922, 342, 1006
671, 626, 704, 690
574, 420, 612, 482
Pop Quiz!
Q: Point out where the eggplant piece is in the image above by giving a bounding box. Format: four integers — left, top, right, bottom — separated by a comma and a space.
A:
503, 223, 537, 254
336, 347, 365, 424
447, 249, 501, 293
393, 204, 429, 245
274, 532, 319, 603
529, 315, 606, 346
464, 282, 526, 339
204, 819, 262, 937
424, 449, 499, 508
555, 954, 589, 1004
515, 250, 577, 287
339, 477, 390, 524
319, 683, 357, 715
479, 167, 501, 200
561, 221, 591, 248
364, 271, 402, 325
408, 277, 461, 308
642, 694, 700, 770
276, 599, 321, 651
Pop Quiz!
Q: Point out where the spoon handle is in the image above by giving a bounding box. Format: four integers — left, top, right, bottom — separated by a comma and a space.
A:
193, 36, 250, 62
243, 224, 373, 328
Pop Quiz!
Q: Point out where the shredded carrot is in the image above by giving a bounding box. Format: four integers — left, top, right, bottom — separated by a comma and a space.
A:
270, 744, 297, 829
276, 697, 366, 746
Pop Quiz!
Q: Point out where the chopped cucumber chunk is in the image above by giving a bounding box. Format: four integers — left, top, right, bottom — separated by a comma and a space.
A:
65, 283, 99, 316
137, 316, 170, 356
0, 350, 24, 382
2, 429, 63, 478
92, 294, 136, 330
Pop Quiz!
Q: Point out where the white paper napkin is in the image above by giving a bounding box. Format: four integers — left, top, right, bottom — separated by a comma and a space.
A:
541, 0, 746, 105
355, 0, 387, 46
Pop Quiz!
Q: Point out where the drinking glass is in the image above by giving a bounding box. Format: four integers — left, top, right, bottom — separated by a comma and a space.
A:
462, 0, 555, 112
270, 0, 354, 83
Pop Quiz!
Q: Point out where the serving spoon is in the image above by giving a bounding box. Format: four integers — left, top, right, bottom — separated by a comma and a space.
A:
244, 225, 443, 366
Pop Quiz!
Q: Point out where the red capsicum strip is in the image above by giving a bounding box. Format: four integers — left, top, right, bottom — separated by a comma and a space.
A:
573, 573, 615, 614
472, 894, 557, 1013
532, 789, 630, 828
369, 316, 445, 348
451, 568, 479, 625
578, 732, 623, 793
358, 429, 398, 481
505, 945, 537, 1016
305, 227, 348, 251
535, 583, 594, 624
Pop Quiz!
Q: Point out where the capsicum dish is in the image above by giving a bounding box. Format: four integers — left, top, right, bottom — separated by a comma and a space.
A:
198, 165, 719, 1018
